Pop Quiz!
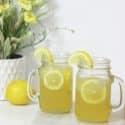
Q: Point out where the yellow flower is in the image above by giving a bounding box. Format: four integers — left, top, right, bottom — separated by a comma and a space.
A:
18, 0, 32, 11
0, 5, 4, 13
4, 3, 10, 10
0, 3, 10, 13
24, 11, 37, 24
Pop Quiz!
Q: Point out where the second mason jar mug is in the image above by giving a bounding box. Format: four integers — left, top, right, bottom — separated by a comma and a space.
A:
27, 54, 73, 113
75, 57, 124, 122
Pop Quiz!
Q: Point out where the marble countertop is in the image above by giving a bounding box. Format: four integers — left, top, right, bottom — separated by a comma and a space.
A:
0, 102, 125, 125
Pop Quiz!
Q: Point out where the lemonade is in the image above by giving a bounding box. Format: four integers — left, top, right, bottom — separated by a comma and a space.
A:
38, 63, 72, 113
34, 48, 72, 113
75, 77, 112, 122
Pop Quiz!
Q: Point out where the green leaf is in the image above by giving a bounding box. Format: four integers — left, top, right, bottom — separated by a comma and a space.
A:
0, 30, 4, 49
11, 43, 17, 52
34, 0, 47, 6
18, 30, 47, 50
0, 30, 4, 42
18, 31, 33, 43
3, 38, 11, 58
0, 16, 3, 32
11, 37, 20, 43
3, 6, 18, 38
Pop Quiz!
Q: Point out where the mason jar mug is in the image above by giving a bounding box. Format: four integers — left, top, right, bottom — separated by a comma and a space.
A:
28, 55, 73, 113
75, 57, 124, 122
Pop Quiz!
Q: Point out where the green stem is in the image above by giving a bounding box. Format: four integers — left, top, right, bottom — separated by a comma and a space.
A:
34, 0, 48, 8
37, 11, 48, 18
55, 27, 75, 34
18, 31, 47, 50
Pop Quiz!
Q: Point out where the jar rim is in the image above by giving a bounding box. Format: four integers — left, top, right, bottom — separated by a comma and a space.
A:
93, 57, 111, 64
54, 53, 70, 63
80, 57, 111, 70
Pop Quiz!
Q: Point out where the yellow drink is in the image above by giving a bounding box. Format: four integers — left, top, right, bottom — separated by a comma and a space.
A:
39, 63, 72, 113
75, 76, 112, 122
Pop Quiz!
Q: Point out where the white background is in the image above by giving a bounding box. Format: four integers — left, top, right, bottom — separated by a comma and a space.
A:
41, 0, 125, 80
27, 0, 125, 110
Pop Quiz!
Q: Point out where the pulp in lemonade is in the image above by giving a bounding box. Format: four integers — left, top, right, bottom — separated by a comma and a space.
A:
75, 77, 111, 122
39, 63, 72, 113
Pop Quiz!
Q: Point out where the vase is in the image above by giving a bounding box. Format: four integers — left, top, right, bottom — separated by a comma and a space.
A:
0, 55, 26, 100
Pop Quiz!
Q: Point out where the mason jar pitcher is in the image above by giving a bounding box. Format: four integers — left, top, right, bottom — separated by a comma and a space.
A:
27, 54, 73, 113
75, 57, 124, 122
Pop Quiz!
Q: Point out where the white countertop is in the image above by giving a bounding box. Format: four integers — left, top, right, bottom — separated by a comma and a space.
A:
0, 101, 125, 125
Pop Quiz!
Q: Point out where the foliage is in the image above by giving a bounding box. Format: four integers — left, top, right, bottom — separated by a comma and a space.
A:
0, 0, 47, 59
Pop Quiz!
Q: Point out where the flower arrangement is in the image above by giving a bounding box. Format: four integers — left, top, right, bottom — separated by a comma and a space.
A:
0, 0, 48, 59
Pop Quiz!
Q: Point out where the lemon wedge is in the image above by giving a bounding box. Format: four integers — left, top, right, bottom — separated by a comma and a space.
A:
43, 70, 64, 90
81, 78, 106, 104
34, 48, 53, 63
69, 50, 93, 68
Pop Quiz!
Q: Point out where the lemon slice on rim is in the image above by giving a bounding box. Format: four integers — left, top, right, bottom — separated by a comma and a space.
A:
43, 70, 64, 90
34, 48, 53, 63
81, 78, 106, 104
68, 51, 93, 68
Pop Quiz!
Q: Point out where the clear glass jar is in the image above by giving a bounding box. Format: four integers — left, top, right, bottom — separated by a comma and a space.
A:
28, 54, 73, 113
75, 57, 124, 122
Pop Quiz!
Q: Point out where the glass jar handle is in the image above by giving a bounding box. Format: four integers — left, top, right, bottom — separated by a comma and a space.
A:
111, 75, 124, 111
27, 69, 39, 102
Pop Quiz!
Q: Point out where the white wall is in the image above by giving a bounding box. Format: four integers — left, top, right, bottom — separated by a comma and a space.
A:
46, 0, 125, 79
23, 0, 125, 114
28, 0, 125, 88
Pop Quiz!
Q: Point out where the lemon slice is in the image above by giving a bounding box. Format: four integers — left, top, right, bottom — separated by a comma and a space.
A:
34, 48, 53, 62
81, 78, 106, 104
68, 51, 93, 68
43, 70, 64, 90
